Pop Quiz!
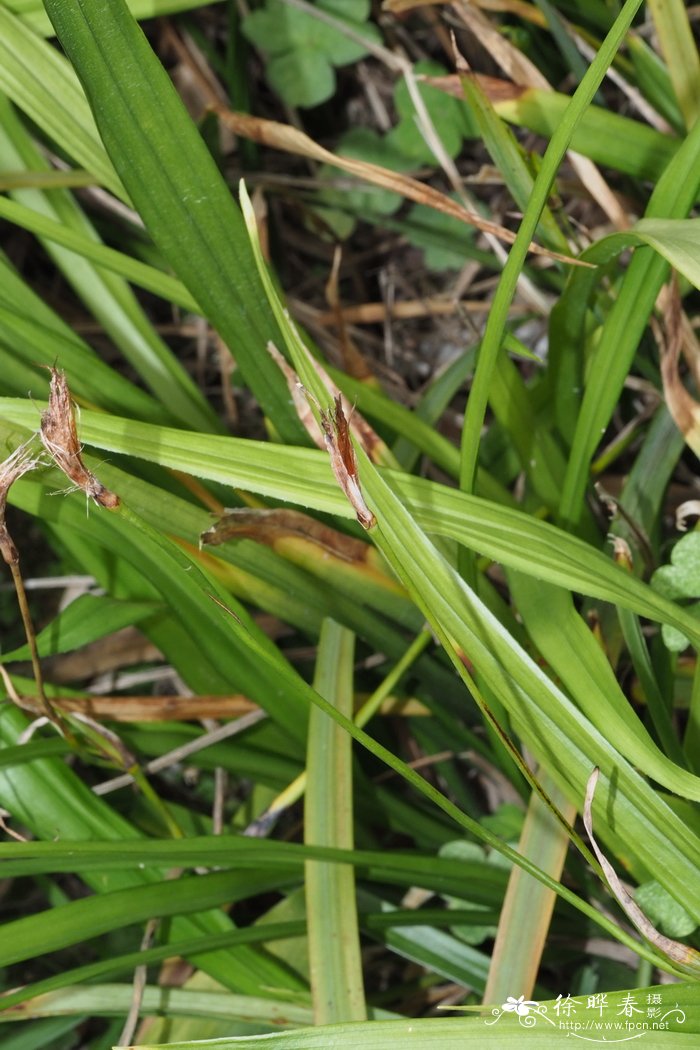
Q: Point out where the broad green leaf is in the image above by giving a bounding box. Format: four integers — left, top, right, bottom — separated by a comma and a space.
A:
635, 881, 697, 939
265, 48, 334, 108
388, 61, 475, 163
42, 0, 306, 442
402, 201, 478, 272
633, 218, 700, 291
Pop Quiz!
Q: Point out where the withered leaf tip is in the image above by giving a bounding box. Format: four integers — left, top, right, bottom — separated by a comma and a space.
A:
40, 368, 120, 510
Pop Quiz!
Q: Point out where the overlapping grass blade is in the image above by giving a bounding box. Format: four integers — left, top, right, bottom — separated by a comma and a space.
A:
1, 405, 696, 643
0, 6, 122, 197
559, 114, 700, 528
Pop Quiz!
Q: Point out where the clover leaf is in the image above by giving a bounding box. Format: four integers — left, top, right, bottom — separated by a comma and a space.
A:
385, 61, 478, 164
650, 531, 700, 651
242, 0, 381, 109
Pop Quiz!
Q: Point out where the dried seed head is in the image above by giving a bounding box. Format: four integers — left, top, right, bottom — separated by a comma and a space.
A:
40, 368, 119, 509
0, 439, 40, 565
319, 396, 376, 530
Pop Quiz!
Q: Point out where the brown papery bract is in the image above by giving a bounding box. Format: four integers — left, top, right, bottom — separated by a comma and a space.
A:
40, 368, 120, 509
0, 440, 41, 566
319, 396, 376, 531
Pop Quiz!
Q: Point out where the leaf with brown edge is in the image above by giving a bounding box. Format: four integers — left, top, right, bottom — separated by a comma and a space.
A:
584, 767, 700, 976
40, 368, 120, 509
201, 507, 402, 594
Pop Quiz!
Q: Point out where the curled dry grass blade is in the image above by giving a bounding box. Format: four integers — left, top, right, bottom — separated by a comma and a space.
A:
217, 108, 581, 266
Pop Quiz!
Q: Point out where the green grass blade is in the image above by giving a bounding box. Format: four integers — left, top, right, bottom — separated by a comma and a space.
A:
1, 984, 313, 1026
305, 620, 366, 1023
124, 980, 700, 1047
647, 0, 700, 129
10, 0, 226, 37
459, 0, 644, 501
355, 451, 700, 924
0, 704, 304, 995
458, 71, 569, 254
559, 114, 700, 528
0, 99, 218, 431
508, 571, 691, 796
0, 6, 122, 197
0, 254, 172, 422
0, 192, 198, 313
492, 81, 680, 182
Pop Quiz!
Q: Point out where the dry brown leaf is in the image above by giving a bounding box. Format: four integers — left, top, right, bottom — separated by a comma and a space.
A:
657, 280, 700, 459
14, 692, 258, 722
383, 0, 447, 10
202, 507, 404, 595
312, 296, 525, 325
584, 767, 700, 974
424, 71, 526, 102
454, 1, 549, 88
675, 500, 700, 532
469, 0, 546, 25
435, 10, 629, 231
202, 507, 371, 562
214, 106, 585, 267
266, 340, 387, 464
266, 341, 324, 446
40, 368, 120, 509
